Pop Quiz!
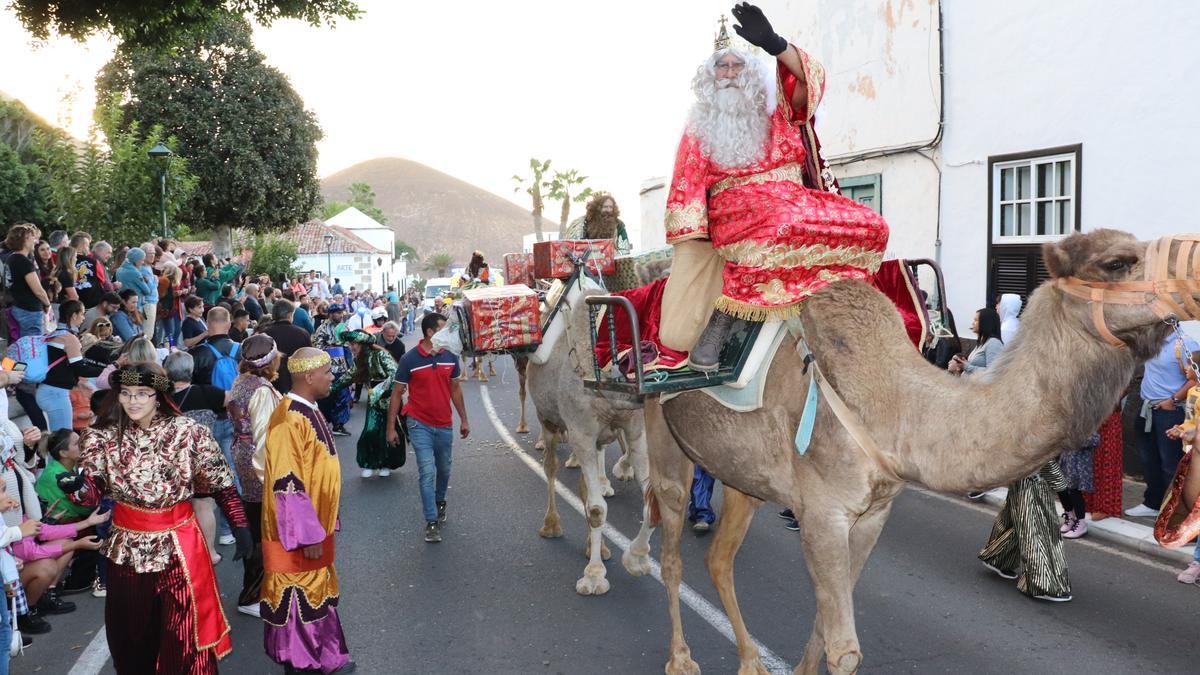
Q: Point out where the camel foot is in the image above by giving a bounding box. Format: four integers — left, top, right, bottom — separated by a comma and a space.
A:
737, 658, 769, 675
488, 364, 497, 376
474, 371, 488, 382
515, 422, 529, 434
665, 653, 701, 675
621, 547, 651, 576
612, 458, 635, 481
827, 648, 862, 675
575, 571, 610, 596
600, 479, 615, 498
564, 453, 580, 468
539, 516, 563, 539
534, 436, 545, 451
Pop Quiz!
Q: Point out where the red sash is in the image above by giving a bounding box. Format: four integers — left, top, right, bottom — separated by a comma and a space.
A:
113, 501, 232, 658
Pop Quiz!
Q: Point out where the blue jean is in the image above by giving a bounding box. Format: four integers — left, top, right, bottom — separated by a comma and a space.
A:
213, 418, 236, 537
156, 314, 180, 348
409, 419, 453, 522
10, 306, 44, 338
1135, 407, 1186, 509
35, 384, 72, 431
687, 466, 716, 524
0, 591, 9, 675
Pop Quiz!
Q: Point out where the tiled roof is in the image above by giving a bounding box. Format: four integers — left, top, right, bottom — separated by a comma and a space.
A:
174, 241, 213, 256
293, 220, 384, 255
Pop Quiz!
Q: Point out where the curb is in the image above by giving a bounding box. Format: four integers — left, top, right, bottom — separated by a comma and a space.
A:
978, 488, 1196, 566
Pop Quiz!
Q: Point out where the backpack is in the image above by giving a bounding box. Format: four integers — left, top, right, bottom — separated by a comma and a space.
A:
5, 330, 68, 384
202, 341, 240, 391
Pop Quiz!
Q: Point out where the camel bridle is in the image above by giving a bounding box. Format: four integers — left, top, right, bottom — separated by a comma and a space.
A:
1055, 235, 1200, 349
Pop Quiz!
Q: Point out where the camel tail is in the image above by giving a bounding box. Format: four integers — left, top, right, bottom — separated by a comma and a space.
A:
645, 486, 662, 528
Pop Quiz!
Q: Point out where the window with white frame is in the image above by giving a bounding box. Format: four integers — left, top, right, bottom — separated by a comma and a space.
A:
991, 150, 1077, 244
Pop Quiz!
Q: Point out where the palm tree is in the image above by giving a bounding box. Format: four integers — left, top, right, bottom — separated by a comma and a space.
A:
512, 158, 552, 242
547, 168, 593, 229
425, 252, 453, 277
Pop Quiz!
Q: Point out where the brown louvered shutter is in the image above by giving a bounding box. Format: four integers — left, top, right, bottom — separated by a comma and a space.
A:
988, 244, 1051, 305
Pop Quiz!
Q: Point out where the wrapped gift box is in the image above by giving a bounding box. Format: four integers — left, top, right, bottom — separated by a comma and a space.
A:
603, 246, 674, 292
459, 284, 542, 352
503, 252, 535, 288
532, 239, 616, 279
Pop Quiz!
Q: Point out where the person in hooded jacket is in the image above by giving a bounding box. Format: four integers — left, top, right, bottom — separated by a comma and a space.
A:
997, 293, 1022, 344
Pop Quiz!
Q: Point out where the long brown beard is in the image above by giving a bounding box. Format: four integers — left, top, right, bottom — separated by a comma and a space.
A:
586, 214, 619, 240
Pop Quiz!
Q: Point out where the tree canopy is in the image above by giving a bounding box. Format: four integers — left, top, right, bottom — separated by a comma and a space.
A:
321, 181, 387, 225
96, 14, 323, 255
9, 0, 360, 49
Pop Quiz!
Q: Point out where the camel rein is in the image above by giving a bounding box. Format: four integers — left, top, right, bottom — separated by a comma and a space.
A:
1055, 235, 1200, 349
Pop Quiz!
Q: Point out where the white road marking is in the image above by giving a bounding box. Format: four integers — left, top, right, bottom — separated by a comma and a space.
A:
480, 385, 791, 674
67, 626, 109, 675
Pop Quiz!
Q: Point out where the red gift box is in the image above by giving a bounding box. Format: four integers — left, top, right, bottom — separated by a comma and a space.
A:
532, 239, 616, 279
460, 284, 542, 352
503, 252, 535, 288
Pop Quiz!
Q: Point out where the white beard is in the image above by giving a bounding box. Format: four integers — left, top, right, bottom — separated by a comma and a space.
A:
688, 68, 771, 170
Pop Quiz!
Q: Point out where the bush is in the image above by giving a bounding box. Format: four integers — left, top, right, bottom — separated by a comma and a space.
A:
247, 234, 299, 282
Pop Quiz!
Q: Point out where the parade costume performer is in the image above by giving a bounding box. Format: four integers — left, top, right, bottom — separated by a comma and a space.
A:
662, 3, 889, 371
228, 334, 284, 616
561, 192, 633, 255
261, 348, 354, 674
77, 363, 253, 674
452, 252, 500, 380
336, 330, 404, 476
978, 461, 1073, 602
313, 304, 352, 436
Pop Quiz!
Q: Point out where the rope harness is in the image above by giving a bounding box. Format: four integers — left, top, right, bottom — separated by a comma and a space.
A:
1054, 235, 1200, 349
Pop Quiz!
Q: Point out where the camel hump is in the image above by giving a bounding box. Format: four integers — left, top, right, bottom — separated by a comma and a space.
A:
799, 278, 920, 382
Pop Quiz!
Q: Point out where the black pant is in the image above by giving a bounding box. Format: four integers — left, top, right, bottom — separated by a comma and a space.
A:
238, 501, 263, 607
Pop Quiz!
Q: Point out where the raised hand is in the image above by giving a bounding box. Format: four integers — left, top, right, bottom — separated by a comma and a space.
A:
731, 2, 788, 56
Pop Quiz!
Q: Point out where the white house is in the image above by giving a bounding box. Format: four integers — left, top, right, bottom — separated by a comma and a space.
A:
290, 220, 390, 293
324, 206, 399, 291
640, 0, 1200, 335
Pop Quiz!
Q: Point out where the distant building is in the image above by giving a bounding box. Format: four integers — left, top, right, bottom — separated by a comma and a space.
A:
324, 206, 400, 292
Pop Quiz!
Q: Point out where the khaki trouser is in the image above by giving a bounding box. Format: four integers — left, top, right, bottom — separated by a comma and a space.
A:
660, 240, 725, 352
142, 303, 157, 344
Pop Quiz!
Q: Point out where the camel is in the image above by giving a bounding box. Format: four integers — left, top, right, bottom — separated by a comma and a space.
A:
644, 230, 1200, 674
526, 274, 655, 594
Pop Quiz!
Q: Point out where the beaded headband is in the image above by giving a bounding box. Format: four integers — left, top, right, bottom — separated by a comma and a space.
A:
114, 367, 171, 392
287, 351, 331, 374
241, 335, 279, 368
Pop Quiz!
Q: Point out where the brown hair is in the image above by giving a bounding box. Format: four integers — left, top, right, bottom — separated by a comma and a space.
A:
585, 192, 620, 222
4, 224, 35, 252
238, 354, 280, 382
91, 363, 181, 446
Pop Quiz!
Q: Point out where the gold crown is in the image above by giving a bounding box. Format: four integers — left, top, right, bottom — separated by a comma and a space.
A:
714, 15, 732, 51
288, 351, 331, 374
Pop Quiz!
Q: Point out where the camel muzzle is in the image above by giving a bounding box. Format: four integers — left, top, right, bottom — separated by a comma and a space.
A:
1055, 234, 1200, 349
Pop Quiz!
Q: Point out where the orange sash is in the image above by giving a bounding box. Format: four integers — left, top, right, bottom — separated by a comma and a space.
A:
262, 535, 336, 573
112, 502, 232, 658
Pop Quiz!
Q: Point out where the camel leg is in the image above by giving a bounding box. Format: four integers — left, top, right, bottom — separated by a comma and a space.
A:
597, 439, 615, 497
612, 428, 636, 482
581, 476, 611, 561
646, 400, 700, 675
620, 421, 655, 577
705, 488, 767, 675
571, 427, 610, 596
474, 356, 489, 382
487, 353, 497, 376
539, 430, 564, 538
514, 356, 530, 434
564, 445, 580, 468
795, 500, 893, 674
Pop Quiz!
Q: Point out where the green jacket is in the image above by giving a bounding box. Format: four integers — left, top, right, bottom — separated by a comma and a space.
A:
35, 459, 92, 522
195, 276, 221, 305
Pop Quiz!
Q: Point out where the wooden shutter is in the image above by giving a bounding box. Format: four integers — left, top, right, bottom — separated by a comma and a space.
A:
987, 244, 1051, 304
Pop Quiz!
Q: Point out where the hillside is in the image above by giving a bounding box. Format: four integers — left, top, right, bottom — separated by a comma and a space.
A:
321, 157, 554, 271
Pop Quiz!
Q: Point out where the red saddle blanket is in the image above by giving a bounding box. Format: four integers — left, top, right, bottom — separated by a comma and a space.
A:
594, 261, 927, 378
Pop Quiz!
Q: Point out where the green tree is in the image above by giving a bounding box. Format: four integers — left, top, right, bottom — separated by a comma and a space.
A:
247, 233, 300, 281
96, 15, 323, 258
512, 158, 552, 242
547, 168, 593, 228
425, 252, 453, 277
0, 143, 34, 225
10, 1, 360, 49
320, 181, 387, 224
394, 239, 418, 261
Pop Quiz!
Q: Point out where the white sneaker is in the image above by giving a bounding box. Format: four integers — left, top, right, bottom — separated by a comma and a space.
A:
378, 468, 391, 477
1062, 518, 1088, 539
1124, 504, 1160, 518
361, 469, 374, 478
237, 603, 261, 618
218, 534, 236, 546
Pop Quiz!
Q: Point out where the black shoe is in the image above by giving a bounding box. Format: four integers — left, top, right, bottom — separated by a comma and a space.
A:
18, 610, 51, 634
424, 521, 442, 543
783, 518, 800, 532
21, 634, 32, 648
37, 588, 76, 615
332, 663, 358, 674
436, 501, 447, 524
332, 426, 351, 437
778, 509, 794, 520
687, 310, 735, 373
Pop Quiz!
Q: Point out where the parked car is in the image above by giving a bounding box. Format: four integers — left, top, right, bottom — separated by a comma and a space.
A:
422, 277, 452, 313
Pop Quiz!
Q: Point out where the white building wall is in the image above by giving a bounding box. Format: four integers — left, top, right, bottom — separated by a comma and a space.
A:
639, 177, 668, 251
295, 252, 386, 293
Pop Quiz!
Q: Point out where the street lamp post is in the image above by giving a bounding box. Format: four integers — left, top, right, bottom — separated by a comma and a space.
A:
323, 232, 334, 279
147, 143, 173, 239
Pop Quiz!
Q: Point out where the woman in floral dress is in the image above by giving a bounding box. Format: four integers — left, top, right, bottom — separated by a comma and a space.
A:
338, 329, 405, 478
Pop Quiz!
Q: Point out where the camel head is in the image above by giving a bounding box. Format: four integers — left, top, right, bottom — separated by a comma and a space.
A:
1044, 229, 1200, 360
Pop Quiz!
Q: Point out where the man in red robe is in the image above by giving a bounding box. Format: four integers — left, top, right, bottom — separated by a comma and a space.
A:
662, 3, 890, 371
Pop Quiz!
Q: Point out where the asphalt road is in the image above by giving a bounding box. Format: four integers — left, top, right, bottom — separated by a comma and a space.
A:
21, 351, 1198, 675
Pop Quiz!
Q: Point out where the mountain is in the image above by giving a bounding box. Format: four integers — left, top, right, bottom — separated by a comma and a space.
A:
320, 157, 554, 273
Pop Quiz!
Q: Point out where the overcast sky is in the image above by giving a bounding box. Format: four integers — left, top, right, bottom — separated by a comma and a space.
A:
0, 0, 751, 231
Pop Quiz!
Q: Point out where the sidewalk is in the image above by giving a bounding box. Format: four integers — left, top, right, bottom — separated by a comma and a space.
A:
975, 478, 1197, 565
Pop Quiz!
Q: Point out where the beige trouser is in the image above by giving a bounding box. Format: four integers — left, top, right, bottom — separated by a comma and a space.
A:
660, 240, 725, 352
142, 303, 157, 343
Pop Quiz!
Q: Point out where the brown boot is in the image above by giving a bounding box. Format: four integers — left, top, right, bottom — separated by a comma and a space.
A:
687, 310, 735, 373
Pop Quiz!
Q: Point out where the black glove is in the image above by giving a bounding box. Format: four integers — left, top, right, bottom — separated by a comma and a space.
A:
232, 527, 254, 562
731, 3, 788, 56
56, 471, 84, 494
